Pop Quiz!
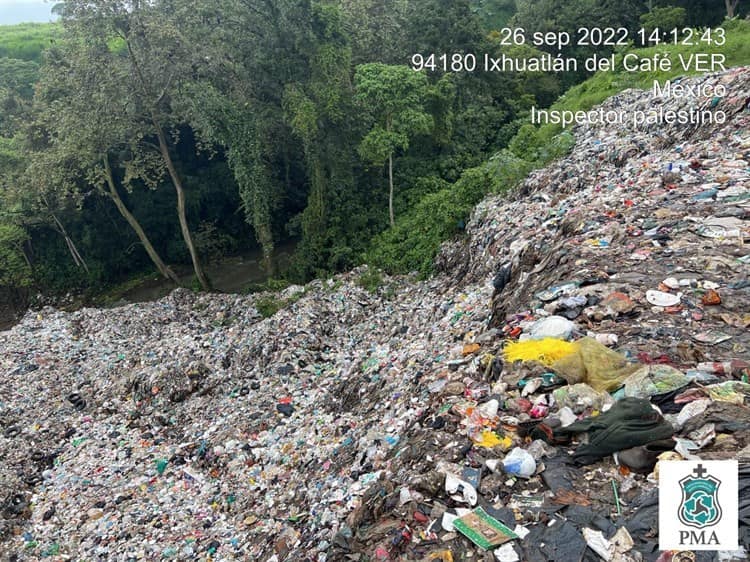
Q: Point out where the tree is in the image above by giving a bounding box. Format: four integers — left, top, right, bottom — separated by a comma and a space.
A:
178, 0, 320, 275
0, 36, 92, 288
648, 1, 725, 28
0, 224, 32, 296
23, 154, 90, 275
512, 0, 648, 87
46, 0, 212, 288
337, 0, 409, 64
404, 0, 486, 56
0, 138, 33, 295
282, 2, 360, 274
355, 64, 433, 227
471, 0, 517, 30
640, 6, 687, 34
726, 0, 741, 18
30, 17, 178, 284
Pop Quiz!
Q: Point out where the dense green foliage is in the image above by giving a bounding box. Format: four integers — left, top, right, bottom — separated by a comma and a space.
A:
640, 6, 688, 33
0, 3, 748, 312
0, 223, 31, 288
472, 0, 517, 29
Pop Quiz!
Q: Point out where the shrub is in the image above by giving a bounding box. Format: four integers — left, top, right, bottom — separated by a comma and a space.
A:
255, 295, 281, 318
0, 223, 31, 288
366, 151, 535, 276
357, 268, 383, 293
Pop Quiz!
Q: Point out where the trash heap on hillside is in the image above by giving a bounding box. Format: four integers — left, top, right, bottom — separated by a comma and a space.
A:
1, 67, 749, 562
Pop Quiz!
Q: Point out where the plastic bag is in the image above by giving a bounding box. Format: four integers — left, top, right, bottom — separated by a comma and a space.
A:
551, 337, 639, 392
617, 364, 689, 399
502, 447, 536, 478
553, 383, 615, 413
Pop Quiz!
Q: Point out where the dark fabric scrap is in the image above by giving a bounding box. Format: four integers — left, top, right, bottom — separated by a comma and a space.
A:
554, 398, 674, 465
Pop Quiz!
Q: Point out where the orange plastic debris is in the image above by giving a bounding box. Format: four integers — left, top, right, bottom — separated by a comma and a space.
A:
702, 289, 721, 306
462, 343, 481, 356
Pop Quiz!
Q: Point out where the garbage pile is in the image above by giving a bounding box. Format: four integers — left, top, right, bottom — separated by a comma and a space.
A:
1, 68, 749, 561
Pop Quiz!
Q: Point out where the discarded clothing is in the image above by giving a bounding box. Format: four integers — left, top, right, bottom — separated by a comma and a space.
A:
555, 398, 674, 465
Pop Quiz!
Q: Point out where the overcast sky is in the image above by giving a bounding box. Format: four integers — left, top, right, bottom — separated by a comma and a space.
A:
0, 1, 57, 25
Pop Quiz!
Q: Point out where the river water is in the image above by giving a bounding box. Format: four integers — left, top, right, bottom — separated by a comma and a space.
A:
0, 240, 296, 330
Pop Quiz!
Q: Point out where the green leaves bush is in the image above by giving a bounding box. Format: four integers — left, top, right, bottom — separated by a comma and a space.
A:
0, 224, 31, 287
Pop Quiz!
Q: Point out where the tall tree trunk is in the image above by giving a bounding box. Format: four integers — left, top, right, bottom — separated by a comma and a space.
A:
725, 0, 739, 18
20, 240, 33, 269
41, 194, 89, 273
151, 115, 211, 290
102, 155, 180, 284
122, 36, 209, 289
231, 139, 276, 277
258, 222, 275, 276
386, 115, 395, 227
388, 152, 395, 227
52, 214, 88, 273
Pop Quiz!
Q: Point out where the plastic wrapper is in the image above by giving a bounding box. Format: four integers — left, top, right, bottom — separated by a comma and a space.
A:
551, 337, 640, 392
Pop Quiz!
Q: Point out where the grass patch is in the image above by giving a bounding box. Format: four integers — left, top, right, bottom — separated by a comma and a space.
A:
253, 284, 307, 318
357, 268, 384, 293
0, 23, 61, 62
245, 277, 291, 294
255, 295, 282, 318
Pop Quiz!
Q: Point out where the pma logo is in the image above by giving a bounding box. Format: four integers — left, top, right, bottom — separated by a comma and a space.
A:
678, 464, 721, 528
659, 460, 738, 551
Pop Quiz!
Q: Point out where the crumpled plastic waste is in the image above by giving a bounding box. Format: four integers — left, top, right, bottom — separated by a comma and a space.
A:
520, 315, 576, 341
503, 338, 577, 366
502, 447, 537, 478
553, 382, 616, 413
583, 526, 636, 561
617, 364, 691, 399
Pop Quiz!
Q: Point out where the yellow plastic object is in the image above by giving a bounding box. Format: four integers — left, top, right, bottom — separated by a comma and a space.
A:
503, 338, 577, 366
428, 551, 454, 562
551, 337, 640, 392
472, 430, 512, 449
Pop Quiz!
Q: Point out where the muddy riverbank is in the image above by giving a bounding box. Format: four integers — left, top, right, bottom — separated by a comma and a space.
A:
0, 240, 295, 331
